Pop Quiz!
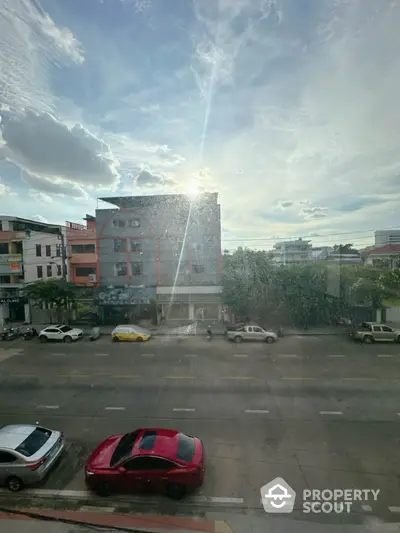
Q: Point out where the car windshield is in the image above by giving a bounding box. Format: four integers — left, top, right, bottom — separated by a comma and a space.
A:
110, 431, 139, 467
15, 427, 52, 457
176, 433, 195, 462
60, 326, 72, 333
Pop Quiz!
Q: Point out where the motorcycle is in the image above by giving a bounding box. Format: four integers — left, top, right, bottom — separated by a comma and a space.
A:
23, 327, 38, 340
1, 327, 21, 341
206, 327, 213, 341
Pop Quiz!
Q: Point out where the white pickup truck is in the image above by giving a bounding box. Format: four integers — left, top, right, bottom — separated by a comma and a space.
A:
226, 325, 278, 344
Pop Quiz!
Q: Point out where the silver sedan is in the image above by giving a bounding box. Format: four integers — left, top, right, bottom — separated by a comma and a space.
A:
0, 424, 65, 491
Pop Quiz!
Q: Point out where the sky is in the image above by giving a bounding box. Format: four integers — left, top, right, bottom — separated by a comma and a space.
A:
0, 0, 400, 251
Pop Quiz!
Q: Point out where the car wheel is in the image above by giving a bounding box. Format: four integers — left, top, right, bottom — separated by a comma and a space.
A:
396, 336, 400, 344
63, 336, 72, 343
234, 336, 242, 343
112, 336, 119, 342
363, 335, 373, 344
93, 481, 112, 497
265, 336, 274, 344
166, 483, 186, 500
39, 335, 47, 343
6, 476, 23, 492
136, 336, 143, 342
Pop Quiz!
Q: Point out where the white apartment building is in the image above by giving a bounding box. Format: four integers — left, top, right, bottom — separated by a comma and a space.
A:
375, 230, 400, 247
23, 231, 67, 283
272, 238, 312, 265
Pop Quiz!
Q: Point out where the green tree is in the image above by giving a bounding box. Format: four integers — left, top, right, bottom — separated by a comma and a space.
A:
24, 279, 77, 323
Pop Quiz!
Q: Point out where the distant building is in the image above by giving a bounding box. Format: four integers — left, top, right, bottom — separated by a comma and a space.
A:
95, 193, 222, 325
272, 238, 312, 265
365, 244, 400, 269
66, 215, 97, 287
375, 230, 400, 247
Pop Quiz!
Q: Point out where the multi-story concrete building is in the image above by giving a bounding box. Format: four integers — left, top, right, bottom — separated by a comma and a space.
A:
0, 216, 66, 325
375, 230, 400, 247
95, 193, 222, 324
272, 238, 312, 265
66, 215, 97, 287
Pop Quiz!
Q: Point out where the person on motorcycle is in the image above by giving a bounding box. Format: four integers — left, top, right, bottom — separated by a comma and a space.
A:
206, 325, 212, 337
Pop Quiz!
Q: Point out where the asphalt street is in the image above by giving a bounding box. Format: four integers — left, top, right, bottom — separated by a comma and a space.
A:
1, 335, 400, 526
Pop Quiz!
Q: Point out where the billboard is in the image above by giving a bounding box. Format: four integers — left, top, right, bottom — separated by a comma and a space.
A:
0, 254, 23, 275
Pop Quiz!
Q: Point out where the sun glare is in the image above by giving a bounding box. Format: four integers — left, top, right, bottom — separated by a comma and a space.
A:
186, 181, 200, 198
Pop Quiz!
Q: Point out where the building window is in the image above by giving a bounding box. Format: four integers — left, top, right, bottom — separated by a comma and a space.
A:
36, 244, 41, 257
37, 265, 43, 278
0, 242, 9, 254
193, 264, 205, 274
112, 219, 126, 228
130, 240, 142, 252
56, 244, 61, 257
57, 264, 62, 276
131, 261, 143, 276
75, 267, 96, 277
114, 262, 127, 276
128, 218, 140, 228
71, 244, 95, 253
0, 220, 2, 231
114, 238, 127, 252
46, 244, 51, 257
0, 275, 10, 284
47, 264, 52, 277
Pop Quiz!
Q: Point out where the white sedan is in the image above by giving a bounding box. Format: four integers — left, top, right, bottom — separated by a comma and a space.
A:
39, 325, 83, 343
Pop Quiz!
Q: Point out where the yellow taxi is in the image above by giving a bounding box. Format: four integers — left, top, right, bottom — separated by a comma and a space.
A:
111, 325, 151, 342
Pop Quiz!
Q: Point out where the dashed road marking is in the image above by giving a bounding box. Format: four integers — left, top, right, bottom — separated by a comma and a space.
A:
142, 353, 155, 357
377, 354, 393, 358
208, 497, 244, 504
165, 375, 194, 379
244, 409, 269, 414
173, 408, 196, 412
388, 506, 400, 513
185, 354, 198, 357
328, 354, 345, 358
320, 411, 343, 415
361, 504, 372, 512
113, 375, 141, 379
279, 354, 299, 358
95, 353, 109, 357
37, 405, 59, 410
79, 506, 115, 513
342, 377, 376, 381
233, 354, 248, 358
51, 353, 66, 356
105, 407, 126, 411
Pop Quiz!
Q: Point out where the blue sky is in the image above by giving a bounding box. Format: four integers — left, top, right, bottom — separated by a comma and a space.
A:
1, 0, 400, 250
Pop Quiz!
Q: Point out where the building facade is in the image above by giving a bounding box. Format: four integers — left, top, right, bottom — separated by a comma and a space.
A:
272, 238, 312, 265
375, 230, 400, 247
66, 215, 97, 287
365, 244, 400, 269
0, 216, 66, 326
95, 193, 222, 324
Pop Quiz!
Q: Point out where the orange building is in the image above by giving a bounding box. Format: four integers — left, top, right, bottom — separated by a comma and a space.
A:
66, 215, 98, 287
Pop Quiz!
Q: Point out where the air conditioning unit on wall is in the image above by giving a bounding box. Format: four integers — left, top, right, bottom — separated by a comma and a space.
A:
88, 274, 97, 283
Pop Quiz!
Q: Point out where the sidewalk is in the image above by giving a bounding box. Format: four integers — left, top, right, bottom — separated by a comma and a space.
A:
283, 325, 347, 336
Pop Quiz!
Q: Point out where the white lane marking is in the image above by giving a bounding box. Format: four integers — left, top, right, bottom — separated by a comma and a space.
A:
320, 411, 343, 415
95, 353, 109, 356
185, 354, 198, 357
361, 504, 372, 512
244, 409, 269, 414
51, 353, 66, 356
79, 505, 115, 513
173, 408, 196, 412
279, 354, 299, 358
234, 354, 248, 358
389, 506, 400, 513
208, 497, 244, 504
142, 353, 155, 357
2, 488, 245, 505
37, 405, 59, 409
377, 354, 393, 358
328, 354, 345, 358
105, 407, 126, 411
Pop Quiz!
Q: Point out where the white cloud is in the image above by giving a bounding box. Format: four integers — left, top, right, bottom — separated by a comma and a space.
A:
29, 190, 53, 204
31, 214, 48, 223
0, 183, 9, 196
0, 109, 120, 190
0, 0, 84, 113
22, 171, 87, 198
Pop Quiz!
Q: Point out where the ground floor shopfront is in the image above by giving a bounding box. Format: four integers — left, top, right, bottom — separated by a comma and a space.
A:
156, 285, 222, 324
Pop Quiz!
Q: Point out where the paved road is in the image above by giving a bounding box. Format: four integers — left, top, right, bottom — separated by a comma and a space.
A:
1, 336, 400, 527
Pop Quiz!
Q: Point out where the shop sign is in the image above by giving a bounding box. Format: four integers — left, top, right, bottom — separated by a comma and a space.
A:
96, 286, 156, 305
0, 254, 23, 275
0, 297, 23, 304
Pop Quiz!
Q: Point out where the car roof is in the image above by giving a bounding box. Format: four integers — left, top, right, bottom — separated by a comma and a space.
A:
114, 325, 148, 333
135, 428, 180, 459
0, 425, 36, 450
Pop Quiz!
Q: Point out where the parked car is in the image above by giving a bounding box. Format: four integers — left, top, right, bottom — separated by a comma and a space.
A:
39, 325, 83, 343
350, 322, 400, 343
0, 424, 65, 491
226, 324, 278, 343
85, 428, 205, 499
111, 325, 151, 342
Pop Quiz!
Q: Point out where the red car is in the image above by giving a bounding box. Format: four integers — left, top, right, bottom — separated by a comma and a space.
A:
85, 428, 205, 500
